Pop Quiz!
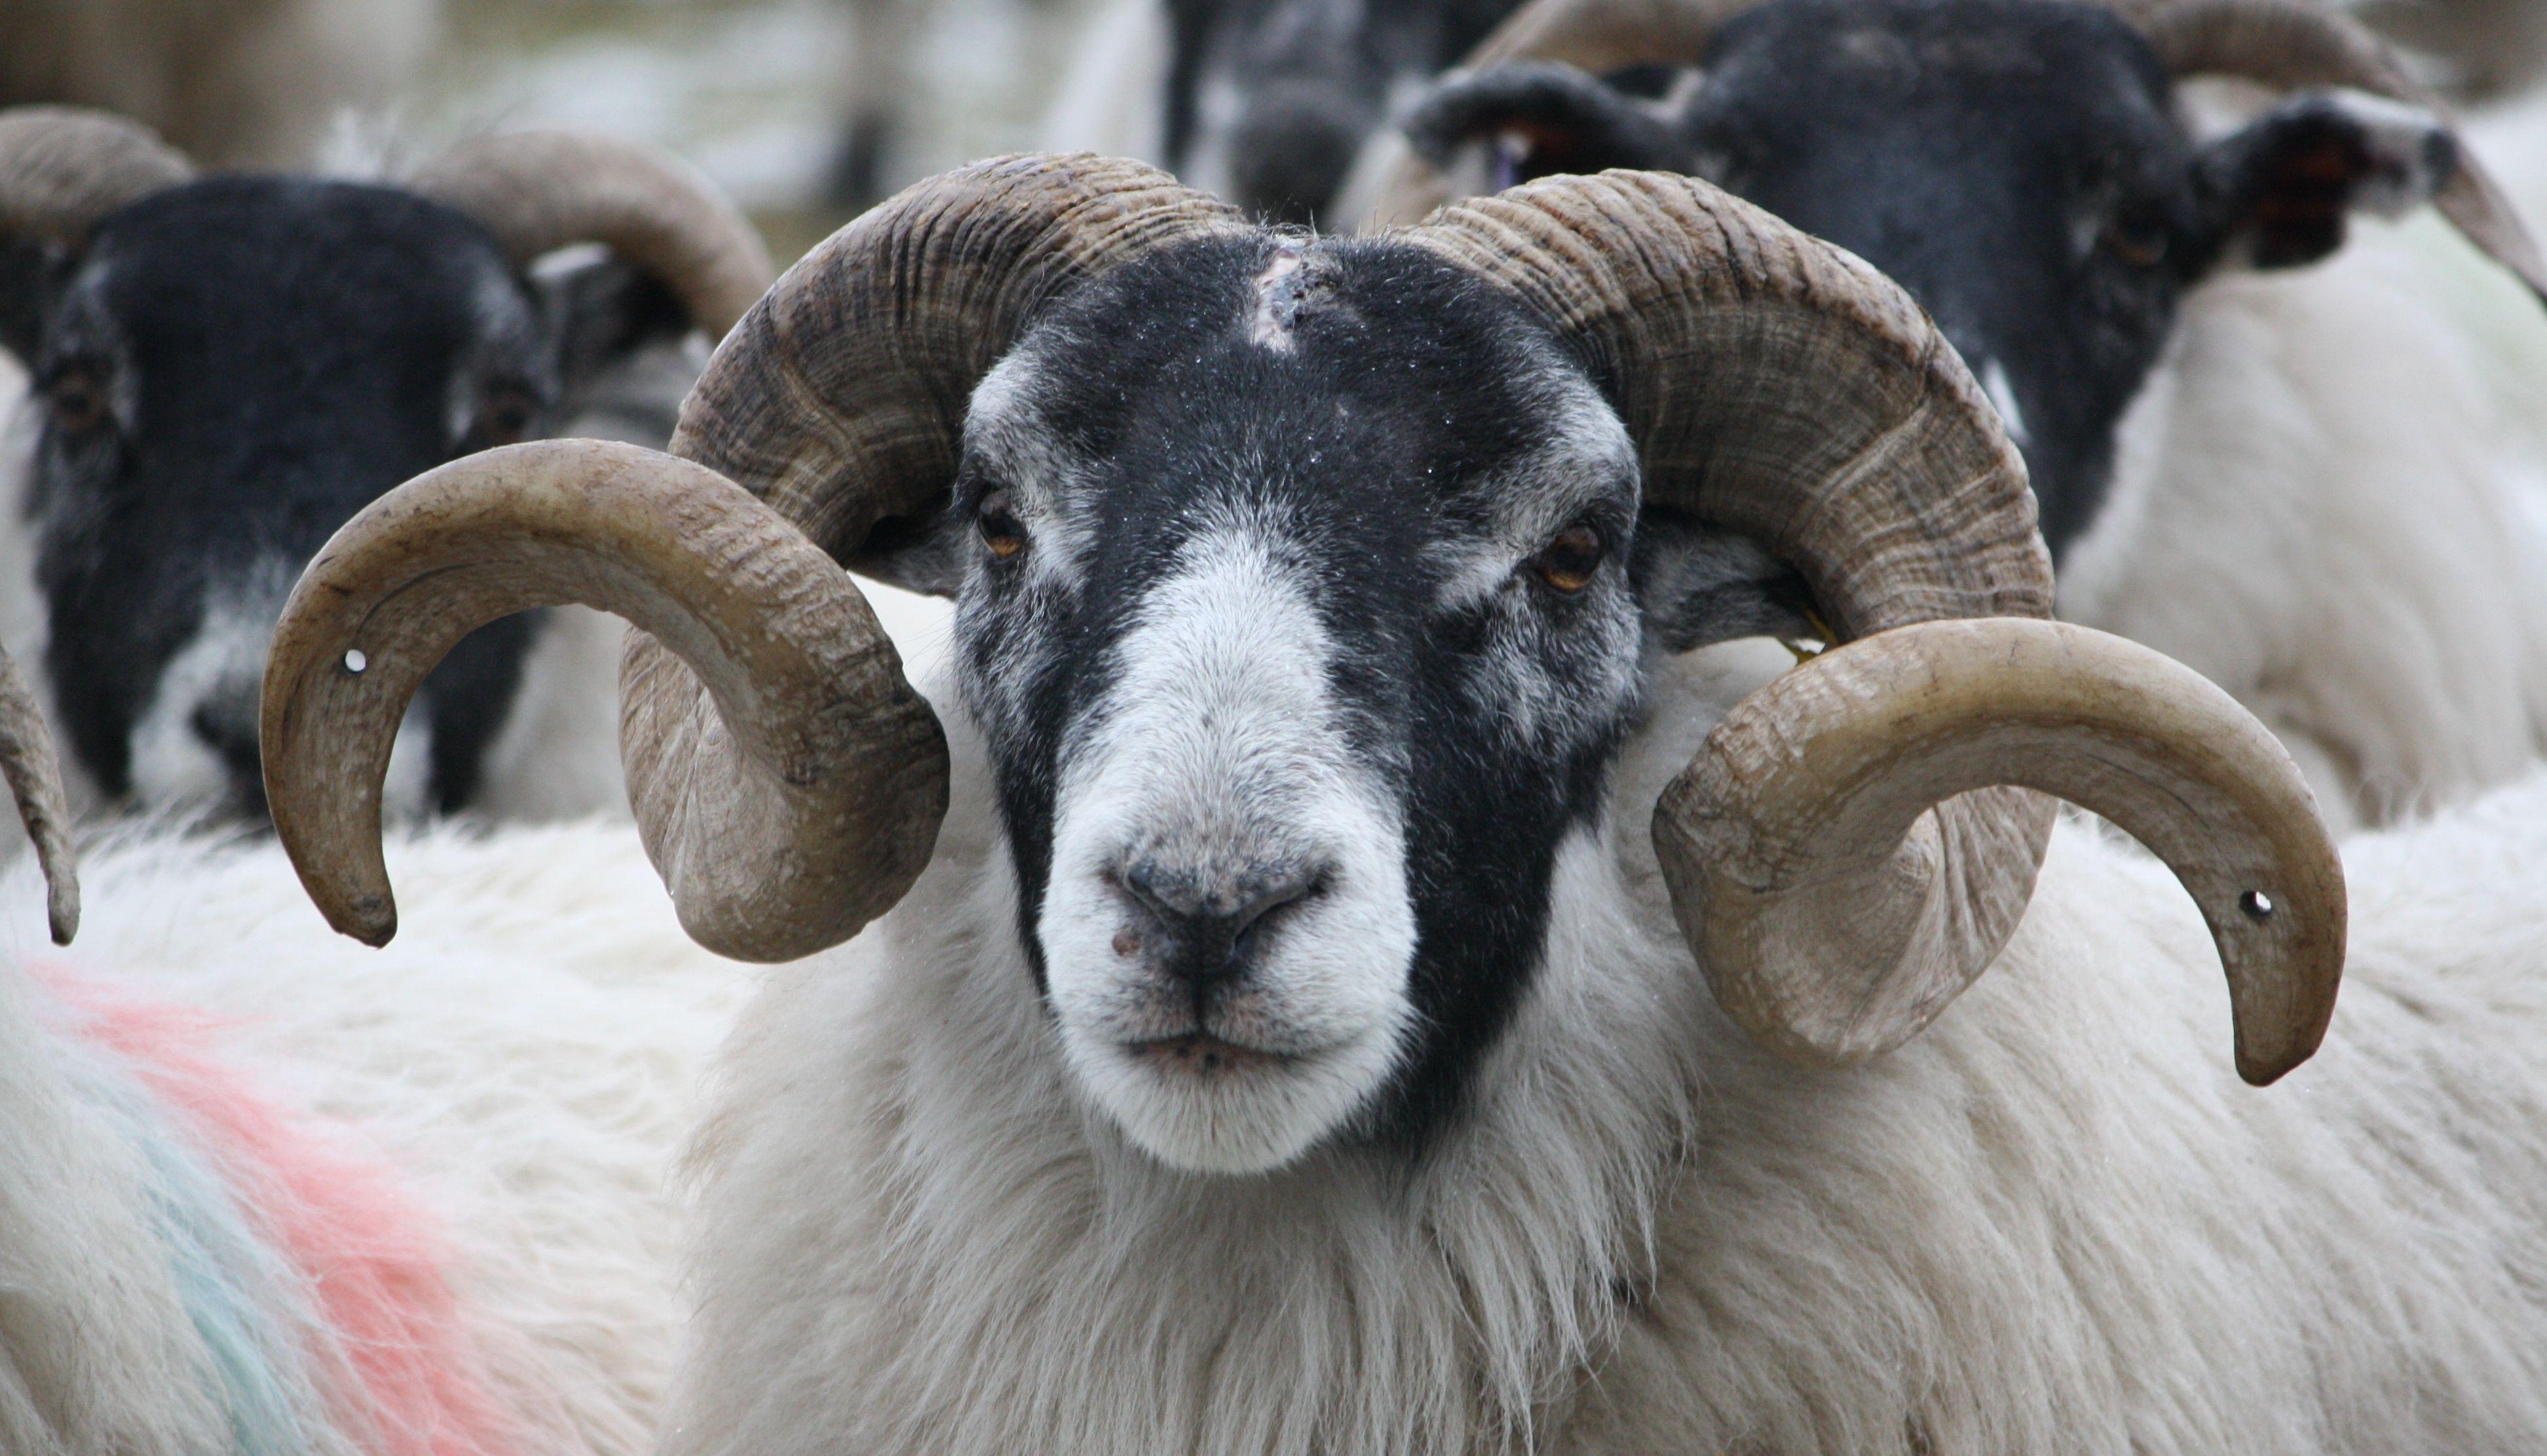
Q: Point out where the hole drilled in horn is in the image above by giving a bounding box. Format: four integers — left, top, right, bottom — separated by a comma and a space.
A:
2240, 889, 2275, 921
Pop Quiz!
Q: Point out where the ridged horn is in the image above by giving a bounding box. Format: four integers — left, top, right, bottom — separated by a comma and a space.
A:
412, 131, 778, 340
260, 438, 938, 958
0, 643, 77, 946
263, 156, 1241, 962
0, 106, 194, 250
1405, 170, 2059, 1064
1680, 618, 2343, 1083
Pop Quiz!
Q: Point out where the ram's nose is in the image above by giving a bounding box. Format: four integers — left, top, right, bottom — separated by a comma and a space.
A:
1118, 856, 1325, 998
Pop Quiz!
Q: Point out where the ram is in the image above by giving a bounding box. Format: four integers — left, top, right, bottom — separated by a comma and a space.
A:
1350, 0, 2547, 831
0, 639, 743, 1453
0, 108, 772, 825
251, 153, 2547, 1452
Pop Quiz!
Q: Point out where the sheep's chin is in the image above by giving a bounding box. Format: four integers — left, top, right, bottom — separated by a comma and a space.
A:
1053, 1015, 1407, 1174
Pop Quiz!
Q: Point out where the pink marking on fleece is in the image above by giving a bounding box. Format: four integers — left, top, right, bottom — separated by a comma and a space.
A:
35, 963, 523, 1456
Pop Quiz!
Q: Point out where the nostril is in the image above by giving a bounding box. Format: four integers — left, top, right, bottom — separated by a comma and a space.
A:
1230, 868, 1319, 943
1118, 857, 1326, 949
1120, 859, 1196, 924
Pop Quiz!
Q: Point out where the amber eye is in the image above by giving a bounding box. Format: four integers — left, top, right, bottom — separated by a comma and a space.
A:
478, 385, 538, 447
45, 366, 109, 436
978, 488, 1025, 558
1534, 520, 1604, 593
2103, 213, 2170, 268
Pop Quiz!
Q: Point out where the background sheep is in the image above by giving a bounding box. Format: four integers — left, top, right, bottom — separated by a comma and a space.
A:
252, 153, 2547, 1454
1074, 0, 1530, 225
0, 108, 772, 830
0, 639, 749, 1453
1351, 0, 2547, 831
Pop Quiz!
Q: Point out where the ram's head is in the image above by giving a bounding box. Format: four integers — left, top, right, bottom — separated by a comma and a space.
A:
1365, 0, 2547, 555
0, 109, 771, 817
263, 157, 2343, 1173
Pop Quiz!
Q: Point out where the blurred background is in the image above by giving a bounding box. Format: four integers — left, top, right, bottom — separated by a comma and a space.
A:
5, 0, 2544, 269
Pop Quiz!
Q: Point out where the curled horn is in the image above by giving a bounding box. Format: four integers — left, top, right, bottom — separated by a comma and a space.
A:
1407, 171, 2341, 1073
412, 131, 778, 341
263, 156, 1241, 961
0, 106, 194, 251
0, 644, 79, 946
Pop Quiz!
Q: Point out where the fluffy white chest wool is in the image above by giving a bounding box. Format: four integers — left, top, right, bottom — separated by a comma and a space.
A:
662, 646, 2547, 1456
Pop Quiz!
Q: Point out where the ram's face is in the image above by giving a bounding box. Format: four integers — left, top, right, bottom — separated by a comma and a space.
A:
11, 176, 556, 815
951, 234, 1651, 1172
1405, 0, 2464, 558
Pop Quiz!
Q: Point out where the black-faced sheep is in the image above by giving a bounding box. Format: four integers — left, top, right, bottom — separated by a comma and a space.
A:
252, 153, 2547, 1453
1353, 0, 2547, 830
0, 108, 773, 825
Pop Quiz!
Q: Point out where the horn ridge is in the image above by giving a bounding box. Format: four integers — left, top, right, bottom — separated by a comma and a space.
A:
1674, 618, 2345, 1082
0, 105, 194, 251
1409, 168, 2062, 1062
413, 130, 778, 341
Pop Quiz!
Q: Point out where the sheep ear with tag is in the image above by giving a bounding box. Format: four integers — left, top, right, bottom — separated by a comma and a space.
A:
2191, 90, 2457, 273
1631, 510, 1820, 656
1402, 62, 1694, 193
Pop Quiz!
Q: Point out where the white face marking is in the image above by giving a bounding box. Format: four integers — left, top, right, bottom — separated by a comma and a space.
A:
128, 565, 430, 819
1249, 244, 1310, 354
1038, 527, 1416, 1174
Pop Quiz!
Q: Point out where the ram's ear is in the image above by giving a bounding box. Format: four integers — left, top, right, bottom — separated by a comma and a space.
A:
1401, 62, 1693, 193
2191, 90, 2457, 273
1632, 510, 1820, 656
535, 245, 698, 438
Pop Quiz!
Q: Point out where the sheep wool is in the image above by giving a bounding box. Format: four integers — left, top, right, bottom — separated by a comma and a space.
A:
0, 819, 750, 1456
664, 643, 2547, 1456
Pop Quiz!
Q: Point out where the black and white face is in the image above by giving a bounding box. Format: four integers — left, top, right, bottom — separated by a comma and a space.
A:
0, 175, 685, 816
937, 233, 1804, 1172
1400, 0, 2462, 558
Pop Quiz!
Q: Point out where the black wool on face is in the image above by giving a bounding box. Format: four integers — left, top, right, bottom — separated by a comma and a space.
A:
936, 233, 1811, 1149
3, 175, 684, 812
1403, 0, 2465, 561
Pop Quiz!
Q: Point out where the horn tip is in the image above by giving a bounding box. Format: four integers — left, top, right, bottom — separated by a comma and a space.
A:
46, 887, 76, 947
326, 891, 397, 949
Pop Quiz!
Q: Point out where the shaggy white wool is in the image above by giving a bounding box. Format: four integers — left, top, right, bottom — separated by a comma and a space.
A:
0, 818, 753, 1455
666, 636, 2547, 1454
2067, 217, 2547, 831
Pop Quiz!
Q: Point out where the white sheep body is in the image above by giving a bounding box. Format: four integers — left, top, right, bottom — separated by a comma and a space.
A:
2066, 214, 2547, 832
660, 638, 2547, 1455
0, 817, 747, 1455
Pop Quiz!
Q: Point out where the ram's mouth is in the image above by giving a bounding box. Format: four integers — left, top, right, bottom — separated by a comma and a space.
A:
1123, 1034, 1298, 1077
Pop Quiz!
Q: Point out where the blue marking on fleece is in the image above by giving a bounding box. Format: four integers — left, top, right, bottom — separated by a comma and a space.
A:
72, 1051, 335, 1456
